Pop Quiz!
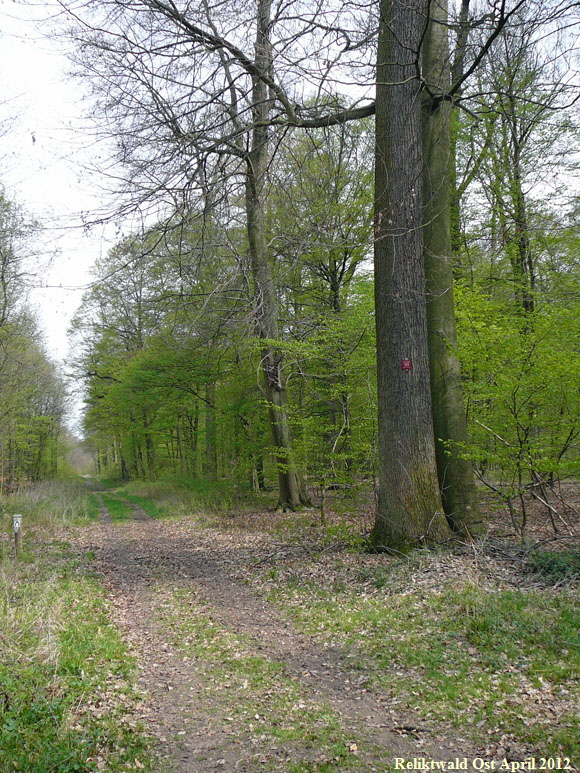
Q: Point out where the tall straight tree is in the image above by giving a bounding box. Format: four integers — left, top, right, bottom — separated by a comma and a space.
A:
421, 0, 483, 537
371, 0, 450, 550
246, 0, 310, 509
370, 0, 577, 546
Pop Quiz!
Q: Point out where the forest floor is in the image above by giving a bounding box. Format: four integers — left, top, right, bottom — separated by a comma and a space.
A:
71, 481, 580, 772
2, 480, 580, 772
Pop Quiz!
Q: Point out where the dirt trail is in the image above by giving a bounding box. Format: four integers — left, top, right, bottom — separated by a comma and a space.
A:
74, 507, 489, 772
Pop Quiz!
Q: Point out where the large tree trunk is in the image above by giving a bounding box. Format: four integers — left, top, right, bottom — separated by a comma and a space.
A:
371, 0, 450, 552
246, 0, 310, 511
421, 0, 484, 537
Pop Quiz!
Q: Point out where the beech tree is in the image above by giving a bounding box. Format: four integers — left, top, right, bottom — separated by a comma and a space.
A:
447, 3, 580, 535
465, 4, 578, 311
370, 0, 499, 549
268, 122, 375, 487
268, 121, 373, 316
421, 0, 484, 538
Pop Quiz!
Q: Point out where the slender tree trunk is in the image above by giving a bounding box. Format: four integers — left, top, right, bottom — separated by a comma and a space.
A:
51, 423, 59, 477
255, 454, 265, 490
120, 448, 129, 481
246, 0, 310, 510
176, 417, 186, 475
190, 401, 200, 476
204, 381, 217, 479
32, 431, 47, 481
449, 0, 471, 255
421, 0, 484, 537
371, 0, 450, 552
143, 410, 156, 478
510, 141, 535, 314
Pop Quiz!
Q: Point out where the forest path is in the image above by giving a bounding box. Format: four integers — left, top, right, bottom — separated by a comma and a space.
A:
72, 505, 485, 772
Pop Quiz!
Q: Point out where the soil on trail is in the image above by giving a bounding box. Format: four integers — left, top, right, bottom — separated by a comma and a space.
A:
72, 505, 499, 772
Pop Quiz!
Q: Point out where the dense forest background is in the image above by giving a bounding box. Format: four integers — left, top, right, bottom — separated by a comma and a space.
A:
1, 0, 580, 543
0, 194, 68, 488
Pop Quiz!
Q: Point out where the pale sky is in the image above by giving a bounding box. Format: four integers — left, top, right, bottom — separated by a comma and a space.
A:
0, 3, 115, 361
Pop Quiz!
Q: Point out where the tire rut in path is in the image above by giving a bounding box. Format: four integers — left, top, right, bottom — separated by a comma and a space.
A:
92, 493, 112, 523
78, 517, 488, 771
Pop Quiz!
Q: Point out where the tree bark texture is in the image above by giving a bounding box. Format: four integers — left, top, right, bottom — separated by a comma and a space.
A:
421, 0, 484, 537
246, 0, 310, 510
371, 0, 450, 551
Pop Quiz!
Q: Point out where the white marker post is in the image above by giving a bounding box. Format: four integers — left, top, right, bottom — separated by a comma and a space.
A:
12, 514, 22, 559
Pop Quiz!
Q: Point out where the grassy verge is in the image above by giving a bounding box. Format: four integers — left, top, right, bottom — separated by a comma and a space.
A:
257, 549, 580, 759
0, 480, 154, 772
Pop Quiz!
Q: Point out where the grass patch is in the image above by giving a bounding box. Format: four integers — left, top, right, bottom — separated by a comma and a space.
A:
261, 553, 580, 758
0, 481, 155, 772
114, 490, 165, 519
1, 479, 90, 529
87, 480, 168, 521
97, 492, 135, 522
86, 494, 102, 522
101, 480, 199, 520
113, 476, 280, 523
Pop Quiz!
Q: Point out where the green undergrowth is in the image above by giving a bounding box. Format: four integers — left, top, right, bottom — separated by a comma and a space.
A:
157, 473, 267, 512
0, 481, 154, 772
155, 588, 376, 771
96, 476, 279, 522
526, 548, 580, 583
261, 554, 580, 759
